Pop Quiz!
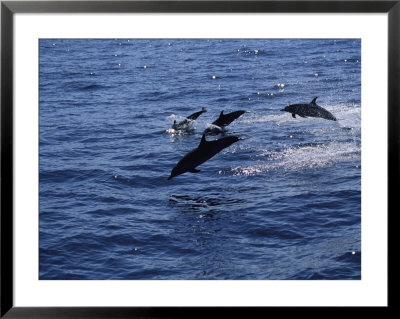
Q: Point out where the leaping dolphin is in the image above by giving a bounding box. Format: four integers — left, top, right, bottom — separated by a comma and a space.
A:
186, 107, 207, 121
204, 110, 246, 135
168, 133, 242, 180
212, 110, 246, 127
280, 97, 337, 121
172, 107, 207, 131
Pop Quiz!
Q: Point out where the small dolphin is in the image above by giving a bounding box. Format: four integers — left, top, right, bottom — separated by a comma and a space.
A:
186, 107, 207, 121
280, 97, 337, 121
172, 107, 207, 131
168, 134, 242, 180
204, 110, 246, 135
212, 110, 246, 127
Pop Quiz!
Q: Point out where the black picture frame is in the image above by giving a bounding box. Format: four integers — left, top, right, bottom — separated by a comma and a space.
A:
1, 1, 396, 317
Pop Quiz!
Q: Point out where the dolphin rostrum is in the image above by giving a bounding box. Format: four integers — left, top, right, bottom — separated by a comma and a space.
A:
280, 97, 337, 121
172, 107, 207, 130
204, 110, 246, 135
168, 133, 242, 180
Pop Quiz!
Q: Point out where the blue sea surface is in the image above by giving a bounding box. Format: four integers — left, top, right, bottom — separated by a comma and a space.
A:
39, 39, 361, 280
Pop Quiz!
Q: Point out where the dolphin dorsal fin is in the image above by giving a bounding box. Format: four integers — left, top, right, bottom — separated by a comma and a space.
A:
219, 110, 224, 118
311, 97, 318, 105
199, 134, 207, 147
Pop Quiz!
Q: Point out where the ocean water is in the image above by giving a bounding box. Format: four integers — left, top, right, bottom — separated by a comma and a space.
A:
39, 39, 361, 280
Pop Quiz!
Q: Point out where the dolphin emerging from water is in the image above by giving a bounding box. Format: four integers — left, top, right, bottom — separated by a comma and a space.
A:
204, 110, 246, 135
168, 133, 242, 180
280, 97, 337, 121
172, 107, 207, 131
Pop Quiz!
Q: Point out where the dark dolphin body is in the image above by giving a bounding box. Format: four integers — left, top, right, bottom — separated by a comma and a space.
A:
280, 97, 337, 121
204, 110, 246, 135
168, 134, 242, 180
186, 107, 207, 120
172, 107, 207, 130
212, 110, 246, 127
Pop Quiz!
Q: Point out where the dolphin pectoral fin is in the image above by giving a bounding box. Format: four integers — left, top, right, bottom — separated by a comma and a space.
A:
292, 113, 296, 118
189, 168, 201, 173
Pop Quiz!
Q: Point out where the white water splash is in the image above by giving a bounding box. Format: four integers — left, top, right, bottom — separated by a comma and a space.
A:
232, 104, 361, 176
232, 139, 360, 176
